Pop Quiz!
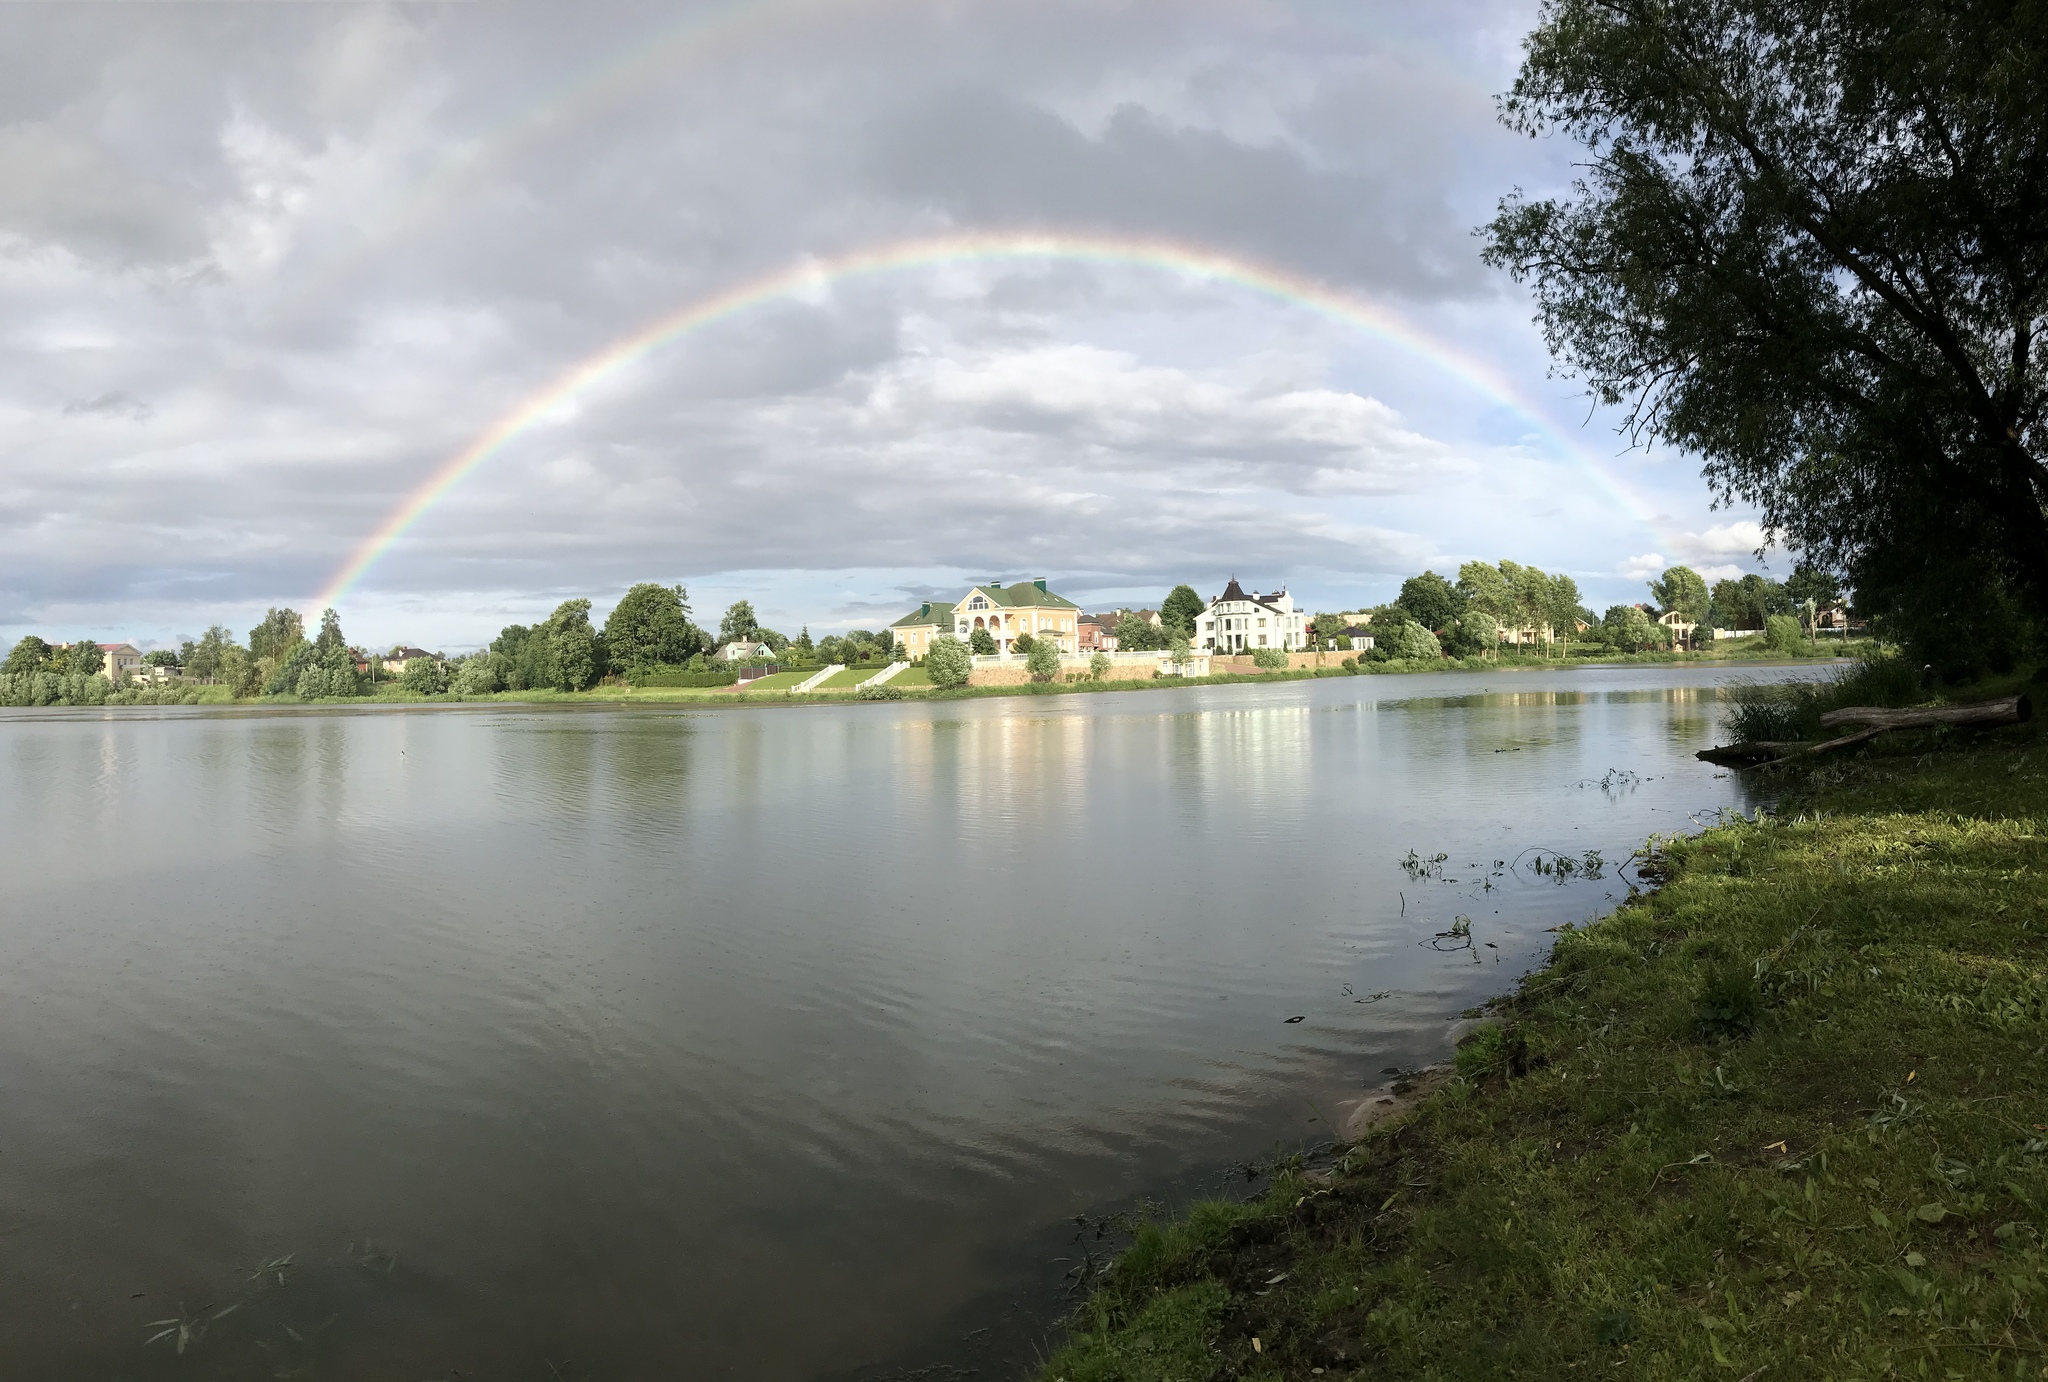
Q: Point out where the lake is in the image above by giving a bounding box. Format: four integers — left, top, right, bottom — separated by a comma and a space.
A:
0, 664, 1809, 1379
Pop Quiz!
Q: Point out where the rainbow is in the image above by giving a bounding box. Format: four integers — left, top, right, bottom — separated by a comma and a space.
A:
312, 230, 1661, 608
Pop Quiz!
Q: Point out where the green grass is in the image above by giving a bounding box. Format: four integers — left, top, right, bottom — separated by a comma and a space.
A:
1043, 712, 2048, 1381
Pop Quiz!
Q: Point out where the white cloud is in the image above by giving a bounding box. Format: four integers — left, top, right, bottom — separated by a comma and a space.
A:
1618, 552, 1665, 580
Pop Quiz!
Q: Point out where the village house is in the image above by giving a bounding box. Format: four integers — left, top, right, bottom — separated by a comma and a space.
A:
716, 640, 778, 663
1192, 579, 1308, 653
1075, 613, 1112, 653
382, 646, 435, 674
95, 643, 143, 680
887, 601, 956, 660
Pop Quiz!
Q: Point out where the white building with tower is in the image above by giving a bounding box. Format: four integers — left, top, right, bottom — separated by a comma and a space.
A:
1193, 579, 1308, 652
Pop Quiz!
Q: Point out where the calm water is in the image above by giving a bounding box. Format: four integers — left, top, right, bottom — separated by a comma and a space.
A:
0, 665, 1810, 1378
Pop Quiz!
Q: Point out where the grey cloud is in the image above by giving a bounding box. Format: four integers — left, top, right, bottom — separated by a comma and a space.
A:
863, 90, 1486, 298
62, 391, 151, 420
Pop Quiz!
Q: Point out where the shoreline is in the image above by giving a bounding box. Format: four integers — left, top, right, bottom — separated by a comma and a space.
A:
1038, 676, 2046, 1380
13, 645, 1858, 714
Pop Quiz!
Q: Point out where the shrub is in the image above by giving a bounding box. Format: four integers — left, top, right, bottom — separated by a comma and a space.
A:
968, 627, 997, 656
630, 666, 738, 688
1387, 622, 1443, 660
1011, 632, 1035, 654
1026, 637, 1060, 682
1334, 635, 1352, 650
1089, 651, 1111, 681
1251, 646, 1289, 669
925, 634, 971, 688
400, 657, 447, 694
1341, 656, 1358, 672
451, 656, 502, 695
1765, 613, 1805, 654
854, 683, 904, 701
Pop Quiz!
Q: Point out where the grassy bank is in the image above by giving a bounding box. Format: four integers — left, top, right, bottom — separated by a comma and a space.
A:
1043, 695, 2047, 1380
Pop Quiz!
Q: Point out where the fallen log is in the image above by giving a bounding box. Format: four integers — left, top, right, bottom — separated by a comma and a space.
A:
1818, 695, 2031, 731
1698, 695, 2032, 768
1695, 741, 1810, 767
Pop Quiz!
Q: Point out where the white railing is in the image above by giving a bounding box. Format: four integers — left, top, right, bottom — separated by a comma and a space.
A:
792, 664, 843, 692
859, 661, 911, 688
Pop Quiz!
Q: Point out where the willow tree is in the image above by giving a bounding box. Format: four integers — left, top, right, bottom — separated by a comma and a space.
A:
1484, 2, 2048, 669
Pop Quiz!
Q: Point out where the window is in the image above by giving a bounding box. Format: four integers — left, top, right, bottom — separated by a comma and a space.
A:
1203, 620, 1212, 630
1258, 635, 1268, 646
1258, 618, 1266, 627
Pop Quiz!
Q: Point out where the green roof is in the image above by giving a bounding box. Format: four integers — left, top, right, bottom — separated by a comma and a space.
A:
973, 579, 1079, 610
890, 601, 955, 629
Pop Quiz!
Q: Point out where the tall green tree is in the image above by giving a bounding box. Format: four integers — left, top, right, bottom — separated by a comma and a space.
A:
1648, 566, 1710, 647
547, 599, 598, 691
1396, 570, 1465, 630
4, 636, 50, 675
248, 608, 302, 663
603, 583, 700, 669
1160, 584, 1205, 634
1456, 562, 1515, 626
719, 600, 758, 646
1785, 562, 1843, 611
1482, 0, 2048, 654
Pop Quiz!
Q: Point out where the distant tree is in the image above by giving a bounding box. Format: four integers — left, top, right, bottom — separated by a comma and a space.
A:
969, 626, 998, 656
795, 626, 815, 658
1601, 604, 1667, 653
451, 655, 503, 696
248, 608, 303, 664
4, 636, 50, 675
1456, 562, 1515, 625
1011, 632, 1036, 654
313, 608, 347, 660
1456, 611, 1500, 655
925, 634, 971, 688
1784, 563, 1843, 612
1387, 622, 1443, 660
547, 599, 598, 691
142, 648, 180, 669
1161, 584, 1205, 634
400, 657, 447, 694
719, 600, 759, 646
1089, 651, 1112, 681
1113, 611, 1168, 652
603, 584, 700, 669
1026, 636, 1060, 681
1542, 572, 1584, 658
1647, 566, 1710, 645
1765, 614, 1805, 655
756, 627, 789, 653
1396, 570, 1465, 630
1311, 612, 1345, 648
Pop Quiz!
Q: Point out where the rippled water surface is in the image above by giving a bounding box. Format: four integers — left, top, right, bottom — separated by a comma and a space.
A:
0, 666, 1814, 1378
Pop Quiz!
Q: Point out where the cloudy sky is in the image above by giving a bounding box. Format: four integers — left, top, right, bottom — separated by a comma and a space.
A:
0, 0, 1777, 651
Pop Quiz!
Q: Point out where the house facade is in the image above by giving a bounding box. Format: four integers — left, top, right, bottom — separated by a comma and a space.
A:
382, 646, 435, 674
716, 640, 777, 663
1193, 579, 1308, 653
96, 643, 143, 680
888, 602, 957, 659
952, 579, 1081, 653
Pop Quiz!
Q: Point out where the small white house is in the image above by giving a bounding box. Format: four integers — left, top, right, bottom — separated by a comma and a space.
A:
718, 640, 776, 662
1193, 579, 1309, 652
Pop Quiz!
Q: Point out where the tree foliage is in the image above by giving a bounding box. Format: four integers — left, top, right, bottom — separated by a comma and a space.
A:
603, 583, 701, 670
1648, 566, 1710, 626
719, 600, 759, 646
1483, 0, 2048, 660
1161, 584, 1205, 634
925, 633, 971, 688
1026, 636, 1061, 681
1396, 570, 1466, 630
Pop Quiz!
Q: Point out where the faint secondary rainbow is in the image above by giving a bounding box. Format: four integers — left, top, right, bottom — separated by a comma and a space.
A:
313, 231, 1666, 608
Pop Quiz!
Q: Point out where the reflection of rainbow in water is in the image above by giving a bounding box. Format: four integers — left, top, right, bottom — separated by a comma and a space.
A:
312, 230, 1669, 609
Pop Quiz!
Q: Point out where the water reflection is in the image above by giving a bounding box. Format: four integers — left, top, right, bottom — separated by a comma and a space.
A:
0, 665, 1821, 1379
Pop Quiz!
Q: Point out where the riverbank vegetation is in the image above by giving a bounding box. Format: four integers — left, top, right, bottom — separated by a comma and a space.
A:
1040, 680, 2047, 1380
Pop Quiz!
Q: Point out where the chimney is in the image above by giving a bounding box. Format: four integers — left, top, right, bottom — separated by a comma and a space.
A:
1033, 577, 1048, 592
